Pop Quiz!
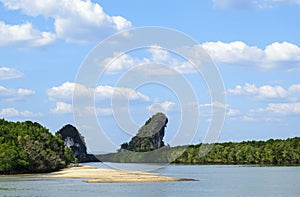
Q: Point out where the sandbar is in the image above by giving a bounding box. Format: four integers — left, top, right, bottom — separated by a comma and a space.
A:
45, 165, 196, 183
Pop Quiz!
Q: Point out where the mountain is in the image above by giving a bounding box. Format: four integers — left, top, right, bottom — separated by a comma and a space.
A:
120, 112, 168, 152
56, 124, 99, 162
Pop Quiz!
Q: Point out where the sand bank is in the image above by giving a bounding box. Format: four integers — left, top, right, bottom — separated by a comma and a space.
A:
45, 165, 196, 183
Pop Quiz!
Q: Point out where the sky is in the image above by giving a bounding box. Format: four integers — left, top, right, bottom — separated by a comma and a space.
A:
0, 0, 300, 153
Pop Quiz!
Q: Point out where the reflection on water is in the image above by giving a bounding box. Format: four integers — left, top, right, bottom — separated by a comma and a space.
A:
100, 162, 169, 171
0, 164, 299, 197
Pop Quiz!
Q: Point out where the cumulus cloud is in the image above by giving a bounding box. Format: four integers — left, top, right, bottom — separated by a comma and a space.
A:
50, 102, 73, 114
100, 41, 299, 75
127, 42, 300, 73
202, 41, 264, 63
47, 82, 149, 101
202, 41, 300, 70
102, 52, 149, 75
228, 83, 300, 101
0, 0, 132, 44
99, 46, 196, 75
0, 21, 55, 47
0, 85, 35, 101
0, 107, 41, 118
47, 82, 78, 100
0, 67, 23, 80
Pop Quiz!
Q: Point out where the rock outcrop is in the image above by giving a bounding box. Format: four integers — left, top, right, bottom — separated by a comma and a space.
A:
56, 124, 98, 162
120, 113, 168, 152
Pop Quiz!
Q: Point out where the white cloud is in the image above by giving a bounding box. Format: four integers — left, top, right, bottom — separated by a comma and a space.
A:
201, 41, 300, 70
95, 86, 150, 101
275, 0, 300, 4
161, 101, 176, 111
0, 0, 132, 44
50, 102, 73, 114
0, 85, 35, 101
288, 84, 300, 101
265, 42, 300, 62
102, 52, 149, 75
83, 106, 113, 116
202, 41, 264, 63
200, 101, 227, 109
226, 108, 240, 117
227, 83, 300, 100
147, 101, 176, 115
199, 102, 240, 119
118, 41, 299, 73
242, 115, 256, 121
212, 0, 257, 9
0, 107, 41, 118
0, 21, 55, 47
148, 45, 170, 62
47, 82, 77, 100
99, 46, 196, 76
254, 102, 300, 115
0, 67, 23, 80
212, 0, 300, 9
47, 82, 149, 101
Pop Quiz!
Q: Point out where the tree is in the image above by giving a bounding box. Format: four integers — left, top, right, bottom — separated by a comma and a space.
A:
0, 119, 75, 174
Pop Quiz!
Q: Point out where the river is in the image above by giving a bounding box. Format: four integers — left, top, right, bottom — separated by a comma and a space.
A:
0, 163, 299, 196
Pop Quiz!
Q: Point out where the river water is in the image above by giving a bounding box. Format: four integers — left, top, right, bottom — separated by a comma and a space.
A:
0, 163, 299, 196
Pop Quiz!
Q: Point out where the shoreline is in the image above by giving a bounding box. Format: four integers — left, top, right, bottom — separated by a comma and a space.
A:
43, 165, 196, 183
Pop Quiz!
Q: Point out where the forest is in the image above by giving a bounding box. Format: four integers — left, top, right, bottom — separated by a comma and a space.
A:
99, 137, 300, 165
0, 119, 75, 174
174, 137, 300, 164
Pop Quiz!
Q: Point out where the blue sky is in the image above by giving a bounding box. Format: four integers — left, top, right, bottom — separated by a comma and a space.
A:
0, 0, 300, 153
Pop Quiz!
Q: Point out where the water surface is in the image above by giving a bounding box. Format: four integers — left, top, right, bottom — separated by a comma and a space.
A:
0, 164, 299, 196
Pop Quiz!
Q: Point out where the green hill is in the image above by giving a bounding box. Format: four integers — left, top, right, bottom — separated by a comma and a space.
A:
0, 119, 75, 174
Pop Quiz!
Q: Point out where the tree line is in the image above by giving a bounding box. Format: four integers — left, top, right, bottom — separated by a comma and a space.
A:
174, 137, 300, 164
99, 137, 300, 165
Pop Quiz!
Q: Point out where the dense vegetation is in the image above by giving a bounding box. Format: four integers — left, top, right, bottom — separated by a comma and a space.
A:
174, 137, 300, 165
120, 113, 168, 152
0, 119, 75, 174
99, 137, 300, 165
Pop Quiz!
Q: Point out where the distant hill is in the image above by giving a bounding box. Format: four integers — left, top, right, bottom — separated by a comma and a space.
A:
0, 119, 75, 174
56, 124, 99, 163
120, 112, 168, 152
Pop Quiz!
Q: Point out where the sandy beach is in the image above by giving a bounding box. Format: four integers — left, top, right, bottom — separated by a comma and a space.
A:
45, 165, 195, 183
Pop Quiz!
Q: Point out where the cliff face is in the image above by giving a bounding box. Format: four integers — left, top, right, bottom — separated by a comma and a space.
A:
120, 113, 168, 152
56, 125, 99, 162
56, 124, 98, 162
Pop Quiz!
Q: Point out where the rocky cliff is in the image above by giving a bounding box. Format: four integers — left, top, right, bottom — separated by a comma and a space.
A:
56, 124, 98, 162
120, 113, 168, 152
